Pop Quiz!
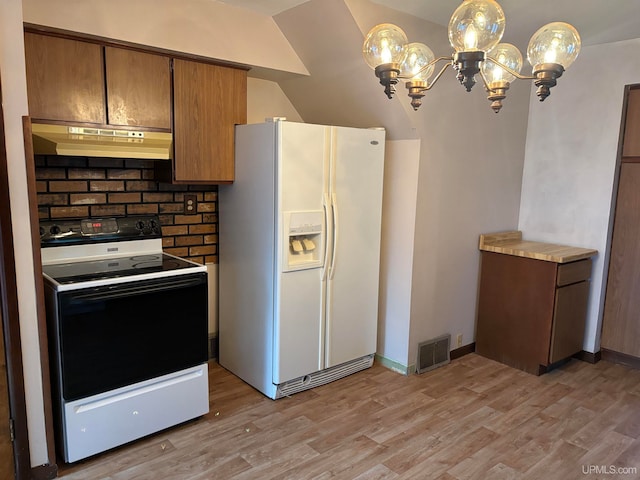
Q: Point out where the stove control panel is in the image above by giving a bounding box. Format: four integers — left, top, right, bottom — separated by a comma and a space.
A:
40, 215, 162, 246
80, 218, 119, 235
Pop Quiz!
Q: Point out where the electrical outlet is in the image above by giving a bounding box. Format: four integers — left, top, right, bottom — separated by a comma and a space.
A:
184, 194, 198, 215
456, 333, 463, 348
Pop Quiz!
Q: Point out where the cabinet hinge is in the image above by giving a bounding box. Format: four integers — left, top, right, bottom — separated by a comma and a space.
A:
9, 418, 15, 442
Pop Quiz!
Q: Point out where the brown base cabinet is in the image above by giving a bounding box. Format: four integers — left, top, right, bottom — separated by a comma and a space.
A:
476, 252, 592, 375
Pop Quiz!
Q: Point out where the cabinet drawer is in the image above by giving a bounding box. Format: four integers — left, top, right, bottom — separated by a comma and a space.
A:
556, 259, 592, 286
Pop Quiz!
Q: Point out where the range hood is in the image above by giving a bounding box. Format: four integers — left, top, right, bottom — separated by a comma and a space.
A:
31, 123, 173, 160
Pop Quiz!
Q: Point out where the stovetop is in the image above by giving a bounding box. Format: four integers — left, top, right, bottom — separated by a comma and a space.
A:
40, 215, 206, 289
42, 253, 201, 285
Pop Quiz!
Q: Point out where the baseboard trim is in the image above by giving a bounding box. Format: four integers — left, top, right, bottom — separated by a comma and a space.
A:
450, 342, 476, 360
375, 354, 414, 375
31, 463, 58, 480
573, 350, 601, 364
601, 348, 640, 369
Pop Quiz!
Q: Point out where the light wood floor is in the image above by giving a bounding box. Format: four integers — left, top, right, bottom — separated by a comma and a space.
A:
57, 354, 640, 479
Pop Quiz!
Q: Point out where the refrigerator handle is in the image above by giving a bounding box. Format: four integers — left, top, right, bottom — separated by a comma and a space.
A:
322, 193, 332, 281
329, 192, 339, 280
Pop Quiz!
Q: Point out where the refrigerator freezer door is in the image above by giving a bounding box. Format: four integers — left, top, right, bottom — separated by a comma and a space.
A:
325, 126, 385, 368
219, 123, 278, 397
273, 122, 328, 384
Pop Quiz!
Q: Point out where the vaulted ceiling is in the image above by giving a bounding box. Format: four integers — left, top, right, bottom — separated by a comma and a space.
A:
219, 0, 640, 53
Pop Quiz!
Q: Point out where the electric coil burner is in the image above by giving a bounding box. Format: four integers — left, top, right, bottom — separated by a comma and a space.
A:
40, 215, 209, 463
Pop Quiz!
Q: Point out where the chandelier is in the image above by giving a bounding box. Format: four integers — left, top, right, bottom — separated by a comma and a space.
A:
362, 0, 581, 112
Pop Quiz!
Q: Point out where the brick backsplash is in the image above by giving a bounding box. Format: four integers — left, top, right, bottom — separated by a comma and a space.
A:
35, 156, 218, 264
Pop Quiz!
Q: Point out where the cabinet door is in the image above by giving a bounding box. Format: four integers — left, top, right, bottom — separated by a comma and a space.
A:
549, 281, 589, 363
173, 59, 247, 183
476, 252, 557, 374
601, 162, 640, 356
105, 47, 171, 130
622, 88, 640, 158
24, 32, 105, 124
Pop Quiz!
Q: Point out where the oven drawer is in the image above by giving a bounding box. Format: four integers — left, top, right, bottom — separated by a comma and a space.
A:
62, 364, 209, 463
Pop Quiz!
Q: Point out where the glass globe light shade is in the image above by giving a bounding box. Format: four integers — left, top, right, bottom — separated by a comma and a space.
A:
362, 23, 408, 69
482, 43, 522, 83
527, 22, 581, 69
448, 0, 505, 52
399, 42, 436, 83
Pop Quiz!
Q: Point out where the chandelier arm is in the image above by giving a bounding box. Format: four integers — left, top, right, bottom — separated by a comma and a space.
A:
397, 56, 453, 80
486, 55, 535, 80
478, 68, 494, 93
420, 61, 454, 91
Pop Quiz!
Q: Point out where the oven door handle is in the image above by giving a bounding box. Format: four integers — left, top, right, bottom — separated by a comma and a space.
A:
65, 275, 205, 303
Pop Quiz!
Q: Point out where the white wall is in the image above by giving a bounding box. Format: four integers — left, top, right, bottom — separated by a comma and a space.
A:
377, 139, 420, 370
377, 14, 530, 371
406, 78, 529, 369
247, 77, 304, 124
519, 38, 640, 353
0, 0, 49, 467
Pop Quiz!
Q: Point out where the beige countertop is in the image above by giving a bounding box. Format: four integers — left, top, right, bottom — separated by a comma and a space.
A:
479, 231, 598, 263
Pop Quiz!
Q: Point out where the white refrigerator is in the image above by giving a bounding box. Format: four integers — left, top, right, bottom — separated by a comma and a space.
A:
219, 119, 385, 399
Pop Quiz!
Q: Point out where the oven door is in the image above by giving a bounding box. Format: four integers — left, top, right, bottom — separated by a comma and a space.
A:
50, 272, 208, 402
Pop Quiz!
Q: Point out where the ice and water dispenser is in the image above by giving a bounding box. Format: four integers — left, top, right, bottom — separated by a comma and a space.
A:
283, 211, 324, 272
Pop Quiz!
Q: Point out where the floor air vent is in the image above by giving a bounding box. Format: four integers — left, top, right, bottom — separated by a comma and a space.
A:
416, 334, 451, 374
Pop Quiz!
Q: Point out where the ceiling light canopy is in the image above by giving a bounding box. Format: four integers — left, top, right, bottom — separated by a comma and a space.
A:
362, 0, 581, 112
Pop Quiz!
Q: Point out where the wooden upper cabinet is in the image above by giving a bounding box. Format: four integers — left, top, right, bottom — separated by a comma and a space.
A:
24, 32, 105, 124
622, 88, 640, 157
105, 47, 171, 130
24, 32, 171, 130
24, 30, 248, 183
173, 59, 247, 183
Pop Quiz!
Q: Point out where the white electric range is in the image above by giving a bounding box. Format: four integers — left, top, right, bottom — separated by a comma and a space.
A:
40, 215, 209, 463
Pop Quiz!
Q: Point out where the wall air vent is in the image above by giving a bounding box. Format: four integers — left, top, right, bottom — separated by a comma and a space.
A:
416, 334, 451, 374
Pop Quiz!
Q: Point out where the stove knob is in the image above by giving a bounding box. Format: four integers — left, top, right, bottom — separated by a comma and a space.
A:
135, 221, 145, 230
50, 225, 61, 235
149, 219, 158, 232
39, 226, 45, 238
